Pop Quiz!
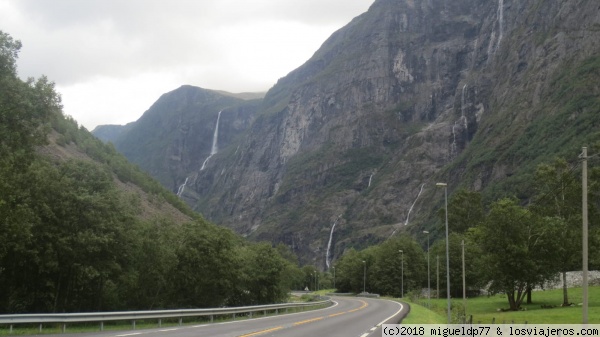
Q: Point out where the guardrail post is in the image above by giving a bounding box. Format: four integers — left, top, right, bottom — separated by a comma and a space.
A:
210, 315, 213, 323
249, 311, 253, 318
158, 319, 162, 327
100, 321, 104, 331
9, 324, 13, 334
275, 309, 278, 315
62, 323, 66, 333
178, 318, 182, 326
233, 313, 236, 321
39, 323, 42, 333
132, 320, 136, 330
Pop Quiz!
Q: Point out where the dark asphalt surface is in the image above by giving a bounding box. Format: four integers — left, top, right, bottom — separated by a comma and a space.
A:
19, 297, 408, 337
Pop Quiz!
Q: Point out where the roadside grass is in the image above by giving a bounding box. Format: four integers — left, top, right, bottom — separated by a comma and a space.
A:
397, 299, 446, 324
400, 286, 600, 324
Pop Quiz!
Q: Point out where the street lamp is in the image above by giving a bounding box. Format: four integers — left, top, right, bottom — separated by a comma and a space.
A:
399, 250, 404, 298
317, 273, 319, 291
333, 267, 336, 290
362, 260, 366, 294
423, 230, 430, 305
436, 182, 451, 324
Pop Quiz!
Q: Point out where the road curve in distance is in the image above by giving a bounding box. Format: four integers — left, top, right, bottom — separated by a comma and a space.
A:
20, 297, 407, 337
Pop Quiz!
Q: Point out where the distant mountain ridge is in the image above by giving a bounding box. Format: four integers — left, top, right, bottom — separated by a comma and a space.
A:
93, 0, 600, 267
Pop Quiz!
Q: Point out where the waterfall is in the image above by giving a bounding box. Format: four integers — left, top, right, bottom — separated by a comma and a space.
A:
487, 0, 505, 58
325, 215, 342, 269
404, 183, 425, 226
368, 173, 374, 188
451, 123, 458, 155
200, 110, 222, 171
497, 0, 504, 50
461, 84, 468, 131
176, 177, 189, 197
390, 183, 425, 237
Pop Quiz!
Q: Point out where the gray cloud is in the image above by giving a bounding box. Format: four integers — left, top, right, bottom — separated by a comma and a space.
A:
0, 0, 374, 128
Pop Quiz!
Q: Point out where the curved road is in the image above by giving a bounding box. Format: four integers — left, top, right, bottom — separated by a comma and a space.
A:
31, 297, 407, 337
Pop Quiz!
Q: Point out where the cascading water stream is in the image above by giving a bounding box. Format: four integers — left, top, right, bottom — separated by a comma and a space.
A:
390, 183, 425, 237
461, 84, 468, 131
325, 215, 342, 269
404, 183, 425, 226
368, 173, 374, 188
200, 110, 222, 171
497, 0, 504, 50
487, 0, 505, 58
176, 177, 189, 197
451, 123, 458, 155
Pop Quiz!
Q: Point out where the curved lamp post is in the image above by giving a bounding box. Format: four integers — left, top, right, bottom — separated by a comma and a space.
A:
436, 182, 451, 324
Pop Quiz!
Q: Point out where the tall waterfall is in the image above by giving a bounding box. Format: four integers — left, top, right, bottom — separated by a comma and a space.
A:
487, 0, 505, 58
497, 0, 504, 50
461, 84, 468, 132
325, 215, 342, 269
404, 183, 425, 226
368, 172, 374, 188
200, 110, 222, 171
176, 177, 189, 197
391, 183, 425, 237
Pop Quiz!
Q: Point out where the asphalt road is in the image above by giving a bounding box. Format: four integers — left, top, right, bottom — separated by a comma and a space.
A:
25, 297, 408, 337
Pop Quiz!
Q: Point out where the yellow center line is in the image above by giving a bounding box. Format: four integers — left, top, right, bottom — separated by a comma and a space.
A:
237, 299, 369, 336
238, 326, 284, 337
293, 317, 324, 326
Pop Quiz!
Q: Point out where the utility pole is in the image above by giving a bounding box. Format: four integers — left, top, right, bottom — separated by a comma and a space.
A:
582, 147, 589, 324
363, 261, 366, 294
333, 267, 336, 290
462, 240, 466, 317
399, 250, 404, 298
436, 255, 440, 299
424, 230, 430, 307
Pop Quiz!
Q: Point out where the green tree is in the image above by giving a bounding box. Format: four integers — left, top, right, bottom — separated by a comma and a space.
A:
334, 248, 373, 294
437, 189, 484, 234
475, 198, 558, 310
368, 235, 425, 298
531, 158, 581, 306
169, 222, 239, 308
233, 243, 295, 305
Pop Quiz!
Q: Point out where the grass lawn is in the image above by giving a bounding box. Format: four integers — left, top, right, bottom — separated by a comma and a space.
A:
400, 286, 600, 324
398, 299, 446, 324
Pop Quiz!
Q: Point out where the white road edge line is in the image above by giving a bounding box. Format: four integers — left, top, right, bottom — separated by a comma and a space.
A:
361, 300, 405, 337
376, 300, 404, 327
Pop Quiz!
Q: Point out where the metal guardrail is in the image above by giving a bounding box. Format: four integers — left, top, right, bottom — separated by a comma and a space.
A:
0, 299, 332, 333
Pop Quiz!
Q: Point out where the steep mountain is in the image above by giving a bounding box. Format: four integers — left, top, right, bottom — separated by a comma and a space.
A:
98, 86, 261, 198
97, 0, 600, 268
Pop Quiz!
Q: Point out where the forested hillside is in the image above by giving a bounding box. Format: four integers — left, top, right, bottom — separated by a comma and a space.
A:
0, 31, 303, 314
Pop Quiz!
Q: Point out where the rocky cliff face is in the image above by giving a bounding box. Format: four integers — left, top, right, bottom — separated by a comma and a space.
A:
101, 86, 261, 196
96, 0, 600, 268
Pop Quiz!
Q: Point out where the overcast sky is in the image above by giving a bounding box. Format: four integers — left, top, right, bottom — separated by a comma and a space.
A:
0, 0, 374, 130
